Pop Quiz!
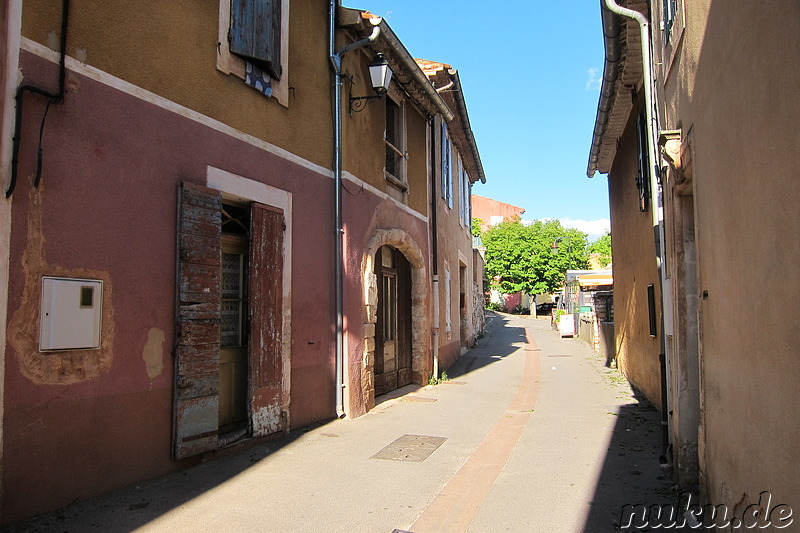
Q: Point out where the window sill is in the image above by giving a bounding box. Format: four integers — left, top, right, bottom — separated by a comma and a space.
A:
384, 171, 408, 193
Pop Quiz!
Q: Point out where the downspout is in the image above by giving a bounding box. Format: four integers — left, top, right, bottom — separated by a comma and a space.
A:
603, 0, 672, 458
329, 1, 380, 418
429, 117, 439, 380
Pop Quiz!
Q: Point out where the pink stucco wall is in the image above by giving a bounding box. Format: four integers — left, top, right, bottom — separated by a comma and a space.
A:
471, 194, 525, 231
2, 50, 337, 523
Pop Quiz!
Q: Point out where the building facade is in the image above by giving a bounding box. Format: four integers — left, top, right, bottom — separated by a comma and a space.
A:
589, 0, 800, 517
0, 0, 485, 524
471, 194, 525, 231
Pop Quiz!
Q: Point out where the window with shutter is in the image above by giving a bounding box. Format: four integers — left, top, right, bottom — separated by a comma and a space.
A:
636, 113, 651, 212
230, 0, 282, 80
441, 123, 452, 208
384, 96, 408, 194
662, 0, 676, 42
217, 0, 290, 106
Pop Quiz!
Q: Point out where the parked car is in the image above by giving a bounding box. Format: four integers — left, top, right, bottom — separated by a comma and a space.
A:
535, 302, 556, 315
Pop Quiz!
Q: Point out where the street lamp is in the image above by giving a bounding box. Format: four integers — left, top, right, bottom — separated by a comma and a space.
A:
350, 53, 393, 114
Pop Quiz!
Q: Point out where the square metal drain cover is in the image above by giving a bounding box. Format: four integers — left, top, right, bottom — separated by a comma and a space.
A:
371, 434, 447, 462
403, 396, 437, 403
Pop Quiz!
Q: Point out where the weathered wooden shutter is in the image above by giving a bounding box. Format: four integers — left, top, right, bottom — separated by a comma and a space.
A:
248, 203, 285, 436
230, 0, 283, 80
173, 183, 222, 460
441, 123, 448, 201
458, 158, 465, 222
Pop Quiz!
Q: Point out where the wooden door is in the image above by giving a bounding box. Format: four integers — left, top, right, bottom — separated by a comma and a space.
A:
219, 235, 249, 432
374, 246, 412, 396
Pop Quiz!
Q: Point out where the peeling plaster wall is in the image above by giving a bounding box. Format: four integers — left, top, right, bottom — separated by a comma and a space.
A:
7, 185, 115, 384
1, 49, 335, 524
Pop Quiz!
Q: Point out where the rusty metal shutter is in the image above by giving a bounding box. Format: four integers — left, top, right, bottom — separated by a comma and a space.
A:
230, 0, 282, 80
173, 183, 222, 460
248, 203, 285, 436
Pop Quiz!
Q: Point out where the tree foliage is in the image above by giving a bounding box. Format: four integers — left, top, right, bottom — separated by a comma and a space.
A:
471, 217, 484, 238
483, 218, 589, 295
588, 231, 612, 267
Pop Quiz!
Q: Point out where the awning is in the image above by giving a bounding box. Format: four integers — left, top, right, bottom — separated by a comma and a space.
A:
578, 274, 613, 288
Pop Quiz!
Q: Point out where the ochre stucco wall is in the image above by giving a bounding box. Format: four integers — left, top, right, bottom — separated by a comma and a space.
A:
340, 47, 429, 218
607, 98, 662, 410
20, 0, 333, 170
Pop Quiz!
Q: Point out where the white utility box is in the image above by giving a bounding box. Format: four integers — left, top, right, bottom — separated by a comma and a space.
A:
39, 277, 103, 351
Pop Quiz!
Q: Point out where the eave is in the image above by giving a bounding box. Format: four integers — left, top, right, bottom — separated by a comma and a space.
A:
586, 0, 648, 177
338, 7, 454, 122
418, 60, 486, 184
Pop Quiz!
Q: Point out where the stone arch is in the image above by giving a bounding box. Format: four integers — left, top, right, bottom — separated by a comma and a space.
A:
361, 228, 428, 410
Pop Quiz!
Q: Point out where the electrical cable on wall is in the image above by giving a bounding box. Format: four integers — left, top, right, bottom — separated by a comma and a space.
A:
6, 0, 70, 198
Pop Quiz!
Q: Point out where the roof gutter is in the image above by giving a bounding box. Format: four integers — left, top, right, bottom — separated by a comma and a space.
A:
448, 70, 485, 184
586, 3, 623, 178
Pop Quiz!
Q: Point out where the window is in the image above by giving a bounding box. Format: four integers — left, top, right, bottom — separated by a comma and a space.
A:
441, 123, 452, 208
658, 0, 684, 80
444, 266, 452, 333
384, 96, 407, 192
662, 0, 677, 43
635, 113, 650, 212
458, 156, 471, 226
217, 0, 290, 106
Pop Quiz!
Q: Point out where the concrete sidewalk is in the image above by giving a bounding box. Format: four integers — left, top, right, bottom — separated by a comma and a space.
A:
6, 313, 680, 532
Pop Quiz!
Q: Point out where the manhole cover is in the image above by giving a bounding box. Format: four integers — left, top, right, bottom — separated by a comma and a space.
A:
371, 434, 447, 462
403, 396, 437, 403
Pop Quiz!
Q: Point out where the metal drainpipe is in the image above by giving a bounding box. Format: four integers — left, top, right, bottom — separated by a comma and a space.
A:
429, 117, 440, 380
603, 0, 672, 458
329, 0, 380, 418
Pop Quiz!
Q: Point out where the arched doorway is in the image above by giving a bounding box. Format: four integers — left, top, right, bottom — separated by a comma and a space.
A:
359, 228, 429, 413
373, 245, 412, 396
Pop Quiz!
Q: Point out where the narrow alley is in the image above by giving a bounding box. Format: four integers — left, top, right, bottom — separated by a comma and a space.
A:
7, 312, 679, 533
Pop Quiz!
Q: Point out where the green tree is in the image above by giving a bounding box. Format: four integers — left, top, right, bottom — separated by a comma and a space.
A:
588, 231, 612, 267
471, 217, 484, 238
483, 218, 589, 295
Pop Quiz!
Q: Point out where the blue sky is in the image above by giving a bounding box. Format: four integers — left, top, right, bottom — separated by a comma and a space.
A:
357, 0, 611, 239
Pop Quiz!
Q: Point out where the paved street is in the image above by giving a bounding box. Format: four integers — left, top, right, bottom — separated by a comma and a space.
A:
7, 312, 680, 532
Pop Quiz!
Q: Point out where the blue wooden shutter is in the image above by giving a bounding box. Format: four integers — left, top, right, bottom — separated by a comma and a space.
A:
230, 0, 282, 80
441, 123, 449, 201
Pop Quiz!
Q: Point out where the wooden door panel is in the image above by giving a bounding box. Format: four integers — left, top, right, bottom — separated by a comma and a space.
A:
248, 203, 284, 436
173, 182, 222, 460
